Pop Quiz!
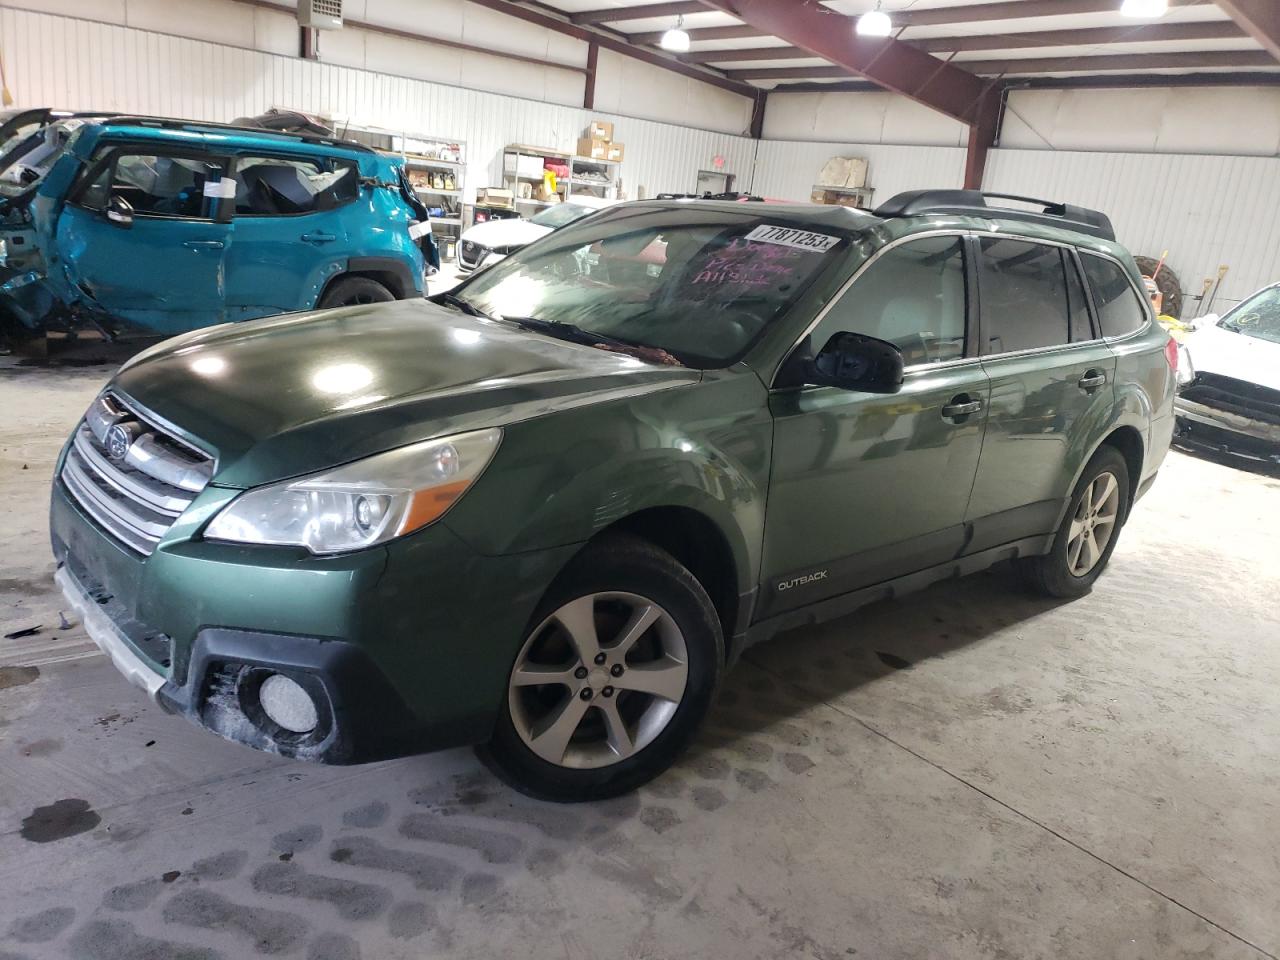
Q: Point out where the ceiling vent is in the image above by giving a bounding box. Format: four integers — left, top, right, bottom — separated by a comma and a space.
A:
298, 0, 343, 30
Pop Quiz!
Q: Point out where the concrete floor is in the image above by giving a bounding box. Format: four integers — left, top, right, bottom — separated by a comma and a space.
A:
2, 363, 1279, 960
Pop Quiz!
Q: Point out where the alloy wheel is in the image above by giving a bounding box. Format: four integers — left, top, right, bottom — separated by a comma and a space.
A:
508, 592, 689, 769
1067, 471, 1120, 577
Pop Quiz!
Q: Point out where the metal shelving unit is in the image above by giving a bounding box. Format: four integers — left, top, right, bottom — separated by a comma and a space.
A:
346, 125, 469, 262
496, 144, 620, 213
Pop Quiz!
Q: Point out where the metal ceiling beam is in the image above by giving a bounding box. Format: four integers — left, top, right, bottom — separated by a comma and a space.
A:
684, 21, 1244, 62
911, 20, 1245, 52
570, 2, 710, 24
960, 49, 1278, 73
772, 71, 1280, 92
728, 49, 1277, 80
1215, 0, 1280, 62
462, 0, 757, 97
699, 0, 993, 123
630, 24, 765, 44
892, 0, 1211, 27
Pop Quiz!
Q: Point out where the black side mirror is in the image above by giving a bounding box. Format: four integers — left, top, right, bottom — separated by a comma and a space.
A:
808, 332, 904, 393
106, 195, 134, 228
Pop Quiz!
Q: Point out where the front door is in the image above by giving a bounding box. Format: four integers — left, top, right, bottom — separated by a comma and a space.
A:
760, 234, 990, 619
965, 237, 1118, 552
56, 148, 232, 334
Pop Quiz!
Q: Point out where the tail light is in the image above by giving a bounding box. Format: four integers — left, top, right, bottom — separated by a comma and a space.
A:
1163, 335, 1178, 372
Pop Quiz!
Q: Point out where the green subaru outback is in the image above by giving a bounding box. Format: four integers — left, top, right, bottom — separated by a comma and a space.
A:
51, 190, 1176, 800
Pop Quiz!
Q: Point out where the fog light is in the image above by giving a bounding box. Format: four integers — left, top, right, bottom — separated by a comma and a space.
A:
258, 674, 319, 734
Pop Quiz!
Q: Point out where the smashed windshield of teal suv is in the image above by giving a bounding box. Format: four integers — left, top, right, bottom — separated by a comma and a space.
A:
458, 206, 850, 367
1221, 285, 1280, 346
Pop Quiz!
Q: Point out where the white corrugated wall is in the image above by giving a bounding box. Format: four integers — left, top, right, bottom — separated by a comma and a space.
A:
0, 8, 758, 202
984, 148, 1280, 309
4, 6, 1277, 311
752, 139, 967, 207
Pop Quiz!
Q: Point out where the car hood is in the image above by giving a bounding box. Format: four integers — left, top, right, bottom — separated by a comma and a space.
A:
1184, 323, 1280, 391
460, 218, 551, 249
112, 298, 699, 488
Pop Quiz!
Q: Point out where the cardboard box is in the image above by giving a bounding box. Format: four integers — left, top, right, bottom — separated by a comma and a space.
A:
477, 187, 514, 208
811, 189, 865, 209
817, 156, 868, 190
536, 184, 561, 203
577, 138, 625, 162
503, 153, 547, 180
587, 119, 614, 141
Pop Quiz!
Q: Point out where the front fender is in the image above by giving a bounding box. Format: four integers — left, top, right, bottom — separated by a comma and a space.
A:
444, 371, 772, 597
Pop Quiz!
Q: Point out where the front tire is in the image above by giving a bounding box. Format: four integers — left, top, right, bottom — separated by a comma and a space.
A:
317, 276, 395, 309
1019, 446, 1130, 598
477, 535, 724, 802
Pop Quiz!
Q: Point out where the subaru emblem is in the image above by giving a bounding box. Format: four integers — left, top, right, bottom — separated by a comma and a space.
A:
106, 424, 132, 461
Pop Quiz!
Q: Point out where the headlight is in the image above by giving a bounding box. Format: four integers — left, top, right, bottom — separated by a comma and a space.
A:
205, 428, 501, 554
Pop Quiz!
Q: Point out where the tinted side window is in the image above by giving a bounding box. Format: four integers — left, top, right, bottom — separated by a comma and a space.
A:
978, 238, 1070, 355
810, 235, 968, 368
1081, 253, 1148, 339
235, 156, 357, 216
1063, 251, 1095, 343
74, 151, 221, 219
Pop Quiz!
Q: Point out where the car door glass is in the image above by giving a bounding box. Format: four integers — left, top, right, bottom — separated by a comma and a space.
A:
235, 156, 357, 216
1063, 251, 1095, 342
809, 235, 967, 367
979, 238, 1071, 355
110, 153, 222, 219
1080, 253, 1148, 339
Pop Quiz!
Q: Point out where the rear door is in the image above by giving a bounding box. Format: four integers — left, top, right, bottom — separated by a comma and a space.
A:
221, 153, 359, 318
965, 236, 1117, 552
761, 233, 991, 617
55, 146, 232, 333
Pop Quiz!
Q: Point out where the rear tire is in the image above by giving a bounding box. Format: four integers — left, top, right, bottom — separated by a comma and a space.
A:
1019, 446, 1130, 599
477, 534, 724, 802
317, 276, 395, 309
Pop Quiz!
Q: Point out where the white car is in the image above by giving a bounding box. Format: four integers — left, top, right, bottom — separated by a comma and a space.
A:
1175, 282, 1280, 463
457, 197, 615, 273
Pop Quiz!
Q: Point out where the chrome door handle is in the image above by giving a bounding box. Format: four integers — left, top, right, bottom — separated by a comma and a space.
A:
301, 232, 337, 244
1078, 372, 1107, 391
182, 240, 224, 250
941, 399, 983, 419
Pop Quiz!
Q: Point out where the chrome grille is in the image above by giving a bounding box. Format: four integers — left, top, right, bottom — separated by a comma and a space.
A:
61, 393, 214, 556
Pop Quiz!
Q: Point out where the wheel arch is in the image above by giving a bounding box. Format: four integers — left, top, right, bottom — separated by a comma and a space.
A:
594, 505, 745, 660
1094, 425, 1145, 516
321, 257, 416, 302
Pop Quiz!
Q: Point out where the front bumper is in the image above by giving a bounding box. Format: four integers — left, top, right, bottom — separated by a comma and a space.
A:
1174, 397, 1280, 463
51, 478, 579, 763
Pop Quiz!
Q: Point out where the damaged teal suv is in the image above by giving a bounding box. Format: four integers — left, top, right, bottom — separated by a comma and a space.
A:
3, 116, 434, 343
51, 191, 1176, 800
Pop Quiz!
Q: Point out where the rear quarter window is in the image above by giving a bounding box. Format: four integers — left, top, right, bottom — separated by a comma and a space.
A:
1081, 253, 1149, 339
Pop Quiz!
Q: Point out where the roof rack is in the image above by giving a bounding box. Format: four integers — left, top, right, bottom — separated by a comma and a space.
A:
873, 190, 1115, 241
96, 116, 375, 153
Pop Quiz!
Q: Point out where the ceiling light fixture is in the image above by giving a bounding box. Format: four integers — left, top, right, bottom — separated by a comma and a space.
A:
661, 15, 691, 53
1120, 0, 1168, 18
856, 1, 893, 37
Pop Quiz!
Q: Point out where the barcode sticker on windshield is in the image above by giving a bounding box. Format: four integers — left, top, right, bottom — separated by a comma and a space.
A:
745, 225, 841, 252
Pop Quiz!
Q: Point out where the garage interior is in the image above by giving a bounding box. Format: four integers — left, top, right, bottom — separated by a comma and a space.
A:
2, 1, 1279, 958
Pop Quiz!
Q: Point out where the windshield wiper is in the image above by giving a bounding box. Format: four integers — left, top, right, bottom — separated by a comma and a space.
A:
504, 317, 686, 367
435, 292, 487, 318
503, 316, 631, 348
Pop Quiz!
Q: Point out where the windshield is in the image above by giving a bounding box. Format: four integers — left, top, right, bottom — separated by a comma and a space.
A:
1220, 286, 1280, 346
529, 203, 600, 230
458, 206, 849, 367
